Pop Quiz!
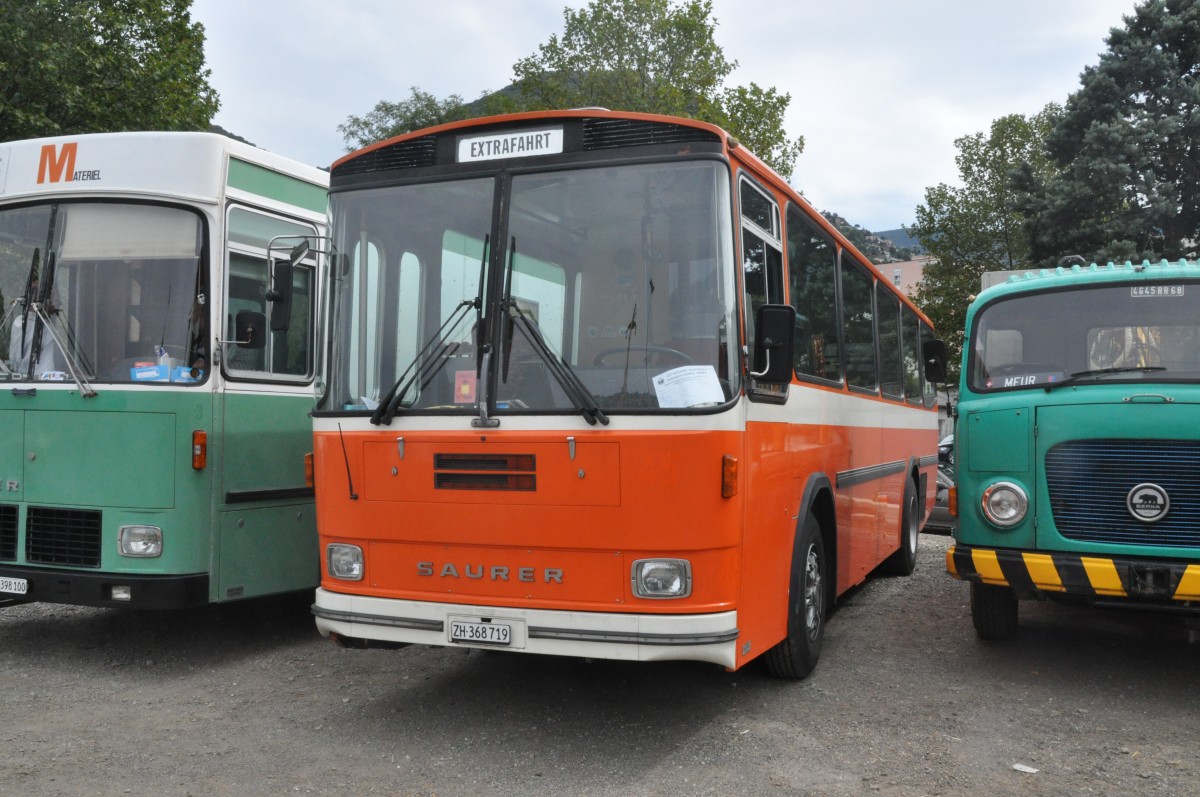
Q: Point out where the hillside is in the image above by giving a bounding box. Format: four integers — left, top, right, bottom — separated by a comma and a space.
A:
821, 213, 920, 264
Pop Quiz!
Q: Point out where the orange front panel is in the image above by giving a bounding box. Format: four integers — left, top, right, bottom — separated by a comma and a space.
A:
316, 429, 744, 613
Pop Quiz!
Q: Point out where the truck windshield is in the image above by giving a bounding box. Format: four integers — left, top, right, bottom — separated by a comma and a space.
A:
0, 202, 205, 384
970, 282, 1200, 392
325, 159, 740, 414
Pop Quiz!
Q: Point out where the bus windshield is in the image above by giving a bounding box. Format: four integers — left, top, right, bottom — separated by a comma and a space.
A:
970, 282, 1200, 392
326, 159, 740, 415
0, 202, 205, 384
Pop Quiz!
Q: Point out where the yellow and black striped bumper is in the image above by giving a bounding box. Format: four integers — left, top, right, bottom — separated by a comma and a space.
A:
947, 545, 1200, 602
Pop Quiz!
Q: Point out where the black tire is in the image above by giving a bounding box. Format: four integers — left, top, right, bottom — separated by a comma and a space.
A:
970, 581, 1019, 640
881, 477, 919, 576
764, 512, 826, 679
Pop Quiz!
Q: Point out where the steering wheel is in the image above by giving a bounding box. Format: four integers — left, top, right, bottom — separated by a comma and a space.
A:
592, 344, 694, 366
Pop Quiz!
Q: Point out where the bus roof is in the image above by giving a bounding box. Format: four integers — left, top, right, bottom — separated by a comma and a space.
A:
0, 131, 327, 211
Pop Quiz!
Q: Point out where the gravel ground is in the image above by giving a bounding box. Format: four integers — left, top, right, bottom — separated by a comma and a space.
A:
2, 533, 1198, 796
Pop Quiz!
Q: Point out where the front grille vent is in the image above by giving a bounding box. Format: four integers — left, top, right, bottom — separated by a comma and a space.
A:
434, 453, 536, 492
0, 505, 16, 560
581, 118, 721, 151
26, 507, 102, 567
333, 135, 438, 177
1046, 439, 1200, 548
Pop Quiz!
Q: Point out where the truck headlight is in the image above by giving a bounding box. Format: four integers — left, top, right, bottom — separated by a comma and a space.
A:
327, 544, 364, 581
632, 558, 692, 598
981, 481, 1029, 528
118, 525, 162, 557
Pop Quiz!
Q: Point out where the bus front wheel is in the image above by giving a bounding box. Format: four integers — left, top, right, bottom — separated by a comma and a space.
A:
970, 581, 1019, 640
764, 512, 826, 679
881, 477, 919, 576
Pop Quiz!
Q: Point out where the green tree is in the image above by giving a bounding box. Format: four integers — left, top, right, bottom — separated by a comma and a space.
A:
341, 0, 803, 178
909, 107, 1060, 373
0, 0, 218, 141
1015, 0, 1200, 265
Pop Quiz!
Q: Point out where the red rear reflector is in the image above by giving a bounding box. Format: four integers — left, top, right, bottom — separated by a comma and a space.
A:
305, 452, 315, 488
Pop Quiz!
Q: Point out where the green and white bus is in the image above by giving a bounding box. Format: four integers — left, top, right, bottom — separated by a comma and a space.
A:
0, 132, 327, 609
947, 260, 1200, 638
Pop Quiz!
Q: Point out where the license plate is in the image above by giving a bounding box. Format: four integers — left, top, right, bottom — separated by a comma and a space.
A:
0, 576, 28, 595
449, 619, 512, 646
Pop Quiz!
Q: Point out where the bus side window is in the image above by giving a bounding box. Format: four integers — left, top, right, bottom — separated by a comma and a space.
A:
739, 177, 782, 357
785, 204, 841, 383
225, 207, 317, 381
841, 253, 878, 393
901, 306, 922, 404
876, 285, 903, 399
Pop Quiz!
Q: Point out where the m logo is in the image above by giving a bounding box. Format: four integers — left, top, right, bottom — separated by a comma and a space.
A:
37, 142, 78, 184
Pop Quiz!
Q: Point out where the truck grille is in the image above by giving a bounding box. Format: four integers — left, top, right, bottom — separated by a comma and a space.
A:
0, 505, 16, 560
1046, 439, 1200, 548
26, 507, 102, 567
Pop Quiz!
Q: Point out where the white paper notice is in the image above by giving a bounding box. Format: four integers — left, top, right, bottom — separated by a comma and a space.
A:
652, 365, 725, 408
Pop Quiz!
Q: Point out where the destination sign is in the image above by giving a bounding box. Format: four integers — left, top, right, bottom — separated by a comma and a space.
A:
457, 127, 564, 163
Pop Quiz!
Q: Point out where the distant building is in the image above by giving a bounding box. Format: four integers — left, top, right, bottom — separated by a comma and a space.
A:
881, 255, 935, 298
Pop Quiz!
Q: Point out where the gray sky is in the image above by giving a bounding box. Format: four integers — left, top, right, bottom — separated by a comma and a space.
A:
190, 0, 1139, 231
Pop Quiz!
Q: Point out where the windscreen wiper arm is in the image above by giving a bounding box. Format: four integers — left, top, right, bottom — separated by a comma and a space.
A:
371, 298, 475, 425
1044, 365, 1166, 392
504, 299, 609, 426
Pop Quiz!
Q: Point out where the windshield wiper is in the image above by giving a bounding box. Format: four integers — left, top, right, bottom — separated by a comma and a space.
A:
496, 237, 608, 426
371, 235, 488, 426
1045, 365, 1166, 392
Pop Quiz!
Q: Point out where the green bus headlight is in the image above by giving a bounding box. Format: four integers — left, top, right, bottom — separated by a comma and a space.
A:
981, 481, 1029, 528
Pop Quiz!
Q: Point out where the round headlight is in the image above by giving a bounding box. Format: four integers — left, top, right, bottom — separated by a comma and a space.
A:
981, 481, 1028, 528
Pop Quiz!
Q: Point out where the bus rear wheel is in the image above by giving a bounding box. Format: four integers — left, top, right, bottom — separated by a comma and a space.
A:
970, 581, 1019, 640
764, 512, 826, 679
881, 477, 919, 576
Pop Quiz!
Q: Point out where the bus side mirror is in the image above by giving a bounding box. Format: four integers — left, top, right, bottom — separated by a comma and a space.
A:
751, 304, 797, 384
923, 338, 948, 383
234, 310, 267, 350
267, 259, 293, 333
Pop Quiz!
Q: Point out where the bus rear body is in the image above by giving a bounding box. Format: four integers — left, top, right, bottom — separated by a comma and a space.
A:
0, 132, 327, 609
312, 111, 941, 675
948, 262, 1200, 638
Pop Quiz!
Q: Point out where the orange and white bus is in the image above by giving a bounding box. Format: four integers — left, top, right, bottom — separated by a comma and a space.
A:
310, 110, 944, 678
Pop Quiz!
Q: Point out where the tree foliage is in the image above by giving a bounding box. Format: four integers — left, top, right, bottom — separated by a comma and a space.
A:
1015, 0, 1200, 265
909, 107, 1060, 372
340, 0, 803, 178
0, 0, 218, 141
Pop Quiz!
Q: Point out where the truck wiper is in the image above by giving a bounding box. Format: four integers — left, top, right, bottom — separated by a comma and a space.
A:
1045, 365, 1165, 392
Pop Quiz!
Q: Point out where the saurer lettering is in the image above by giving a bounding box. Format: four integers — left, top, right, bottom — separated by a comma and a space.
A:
417, 561, 564, 583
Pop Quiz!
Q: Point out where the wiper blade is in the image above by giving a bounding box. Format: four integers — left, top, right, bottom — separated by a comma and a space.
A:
504, 299, 609, 426
1045, 365, 1166, 392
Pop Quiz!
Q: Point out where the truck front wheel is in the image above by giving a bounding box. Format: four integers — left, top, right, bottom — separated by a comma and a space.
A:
970, 581, 1019, 640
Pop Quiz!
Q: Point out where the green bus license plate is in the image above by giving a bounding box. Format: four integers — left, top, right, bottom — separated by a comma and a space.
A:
450, 619, 511, 645
0, 577, 28, 595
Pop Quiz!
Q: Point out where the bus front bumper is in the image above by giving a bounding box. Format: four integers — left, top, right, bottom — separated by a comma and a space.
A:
0, 564, 208, 609
312, 588, 740, 669
947, 544, 1200, 604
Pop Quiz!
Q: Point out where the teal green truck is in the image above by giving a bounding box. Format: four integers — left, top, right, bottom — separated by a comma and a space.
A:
947, 260, 1200, 638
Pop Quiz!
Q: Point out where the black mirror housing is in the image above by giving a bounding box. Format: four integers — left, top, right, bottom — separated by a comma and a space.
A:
752, 304, 797, 384
922, 338, 948, 383
268, 258, 293, 333
235, 310, 267, 350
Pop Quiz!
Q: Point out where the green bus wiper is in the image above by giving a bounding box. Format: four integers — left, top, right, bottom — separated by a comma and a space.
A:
1045, 365, 1166, 392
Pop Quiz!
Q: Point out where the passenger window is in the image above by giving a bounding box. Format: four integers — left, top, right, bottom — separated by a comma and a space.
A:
902, 307, 922, 404
785, 205, 841, 383
877, 285, 903, 399
841, 254, 877, 392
